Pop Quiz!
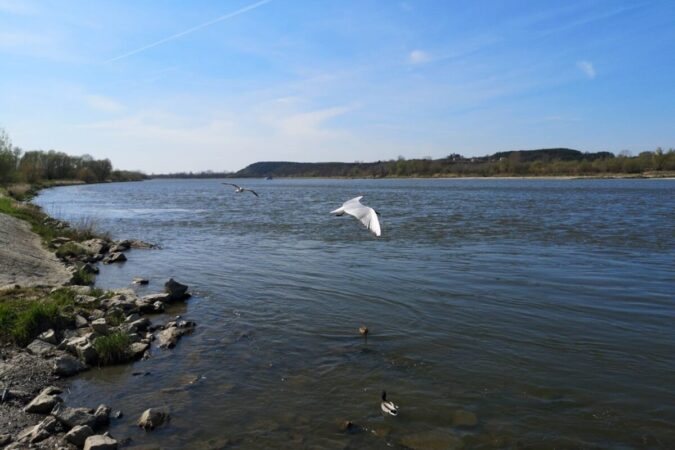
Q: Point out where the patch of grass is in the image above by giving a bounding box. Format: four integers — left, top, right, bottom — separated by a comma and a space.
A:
0, 298, 67, 345
69, 216, 111, 241
0, 287, 98, 345
93, 331, 131, 365
70, 265, 95, 286
105, 309, 125, 327
55, 242, 88, 259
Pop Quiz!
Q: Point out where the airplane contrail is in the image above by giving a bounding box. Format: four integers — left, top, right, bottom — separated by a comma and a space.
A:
104, 0, 273, 64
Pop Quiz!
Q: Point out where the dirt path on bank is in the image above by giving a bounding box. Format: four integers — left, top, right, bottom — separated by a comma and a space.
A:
0, 212, 71, 289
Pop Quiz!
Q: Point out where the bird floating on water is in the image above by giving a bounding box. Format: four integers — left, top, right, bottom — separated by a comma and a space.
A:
381, 391, 399, 416
359, 325, 369, 344
331, 196, 381, 236
222, 183, 259, 197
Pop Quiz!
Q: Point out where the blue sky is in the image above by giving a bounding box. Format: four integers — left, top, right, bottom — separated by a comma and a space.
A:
1, 0, 674, 173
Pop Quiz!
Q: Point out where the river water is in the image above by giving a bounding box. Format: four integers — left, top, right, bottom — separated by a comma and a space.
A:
35, 178, 675, 449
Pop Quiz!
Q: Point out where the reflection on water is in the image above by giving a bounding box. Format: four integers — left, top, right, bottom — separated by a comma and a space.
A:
35, 179, 675, 449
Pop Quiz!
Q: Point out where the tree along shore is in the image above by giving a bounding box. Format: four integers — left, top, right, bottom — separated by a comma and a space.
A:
0, 128, 146, 191
150, 147, 675, 179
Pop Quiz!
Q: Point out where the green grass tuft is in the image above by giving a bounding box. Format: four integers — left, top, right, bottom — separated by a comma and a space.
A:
105, 309, 125, 327
0, 287, 100, 345
93, 331, 132, 365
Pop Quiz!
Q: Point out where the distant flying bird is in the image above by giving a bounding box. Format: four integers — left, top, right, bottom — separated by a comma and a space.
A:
222, 183, 259, 197
331, 196, 381, 236
380, 391, 399, 416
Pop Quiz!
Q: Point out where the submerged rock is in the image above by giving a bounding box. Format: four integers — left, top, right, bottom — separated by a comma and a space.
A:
452, 410, 478, 427
137, 408, 168, 430
400, 429, 464, 450
156, 321, 196, 349
84, 434, 118, 450
132, 277, 149, 285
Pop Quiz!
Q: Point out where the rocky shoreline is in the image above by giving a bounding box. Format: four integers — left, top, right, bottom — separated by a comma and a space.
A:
1, 202, 196, 449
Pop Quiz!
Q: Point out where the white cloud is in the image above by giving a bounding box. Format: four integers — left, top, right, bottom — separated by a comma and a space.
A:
274, 106, 350, 138
408, 49, 431, 64
577, 60, 596, 79
85, 95, 124, 112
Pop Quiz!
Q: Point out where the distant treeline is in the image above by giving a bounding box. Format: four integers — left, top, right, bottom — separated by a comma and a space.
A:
150, 170, 233, 179
0, 128, 146, 185
230, 148, 675, 178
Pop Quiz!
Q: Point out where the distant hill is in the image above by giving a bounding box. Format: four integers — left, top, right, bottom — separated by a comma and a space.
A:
230, 148, 620, 178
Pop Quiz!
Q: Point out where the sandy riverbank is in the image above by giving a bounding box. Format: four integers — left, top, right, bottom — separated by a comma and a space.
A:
0, 213, 71, 290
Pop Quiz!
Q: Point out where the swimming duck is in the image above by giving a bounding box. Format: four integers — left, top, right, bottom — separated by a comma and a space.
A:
381, 391, 398, 416
359, 325, 369, 343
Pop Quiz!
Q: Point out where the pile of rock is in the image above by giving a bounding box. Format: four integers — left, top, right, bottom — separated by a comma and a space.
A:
49, 236, 158, 285
4, 385, 118, 449
23, 279, 194, 377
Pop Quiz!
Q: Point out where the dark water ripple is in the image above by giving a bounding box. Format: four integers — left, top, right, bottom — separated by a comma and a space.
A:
35, 178, 675, 449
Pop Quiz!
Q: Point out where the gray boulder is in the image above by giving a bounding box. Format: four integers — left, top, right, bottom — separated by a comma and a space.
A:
65, 424, 94, 447
137, 408, 168, 430
91, 318, 109, 335
77, 342, 98, 365
84, 434, 118, 450
81, 262, 100, 274
130, 342, 150, 359
75, 314, 89, 328
17, 416, 58, 444
38, 329, 57, 344
53, 406, 98, 429
23, 387, 63, 414
95, 404, 112, 427
27, 339, 56, 357
53, 354, 87, 376
156, 321, 195, 349
104, 252, 127, 264
79, 239, 110, 255
164, 278, 188, 301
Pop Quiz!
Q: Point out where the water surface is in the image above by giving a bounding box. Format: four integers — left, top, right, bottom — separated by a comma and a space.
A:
35, 178, 675, 449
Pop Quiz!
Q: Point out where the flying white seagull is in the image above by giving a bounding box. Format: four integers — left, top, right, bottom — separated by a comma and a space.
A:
222, 183, 259, 197
331, 196, 381, 236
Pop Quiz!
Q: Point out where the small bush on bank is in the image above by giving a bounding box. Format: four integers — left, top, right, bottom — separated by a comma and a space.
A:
93, 331, 132, 365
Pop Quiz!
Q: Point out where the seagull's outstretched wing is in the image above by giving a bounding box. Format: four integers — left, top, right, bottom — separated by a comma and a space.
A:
222, 183, 241, 189
331, 196, 381, 236
244, 189, 259, 197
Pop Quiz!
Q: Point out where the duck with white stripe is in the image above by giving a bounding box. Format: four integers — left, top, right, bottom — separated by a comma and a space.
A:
380, 390, 399, 416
